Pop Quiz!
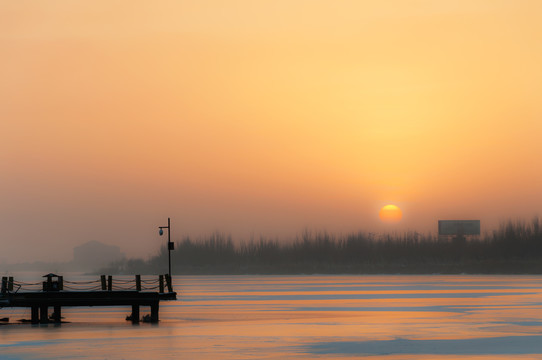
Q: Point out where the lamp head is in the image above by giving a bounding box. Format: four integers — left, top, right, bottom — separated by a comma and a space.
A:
159, 228, 164, 236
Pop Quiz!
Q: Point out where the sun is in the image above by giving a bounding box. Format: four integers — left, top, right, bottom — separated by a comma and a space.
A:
379, 204, 403, 224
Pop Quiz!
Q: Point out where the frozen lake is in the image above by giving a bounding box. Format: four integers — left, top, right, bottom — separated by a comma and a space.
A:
2, 275, 542, 359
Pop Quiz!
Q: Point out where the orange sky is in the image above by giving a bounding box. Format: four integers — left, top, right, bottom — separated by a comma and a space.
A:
1, 1, 541, 262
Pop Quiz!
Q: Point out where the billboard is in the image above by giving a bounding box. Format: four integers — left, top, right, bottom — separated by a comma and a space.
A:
438, 220, 480, 236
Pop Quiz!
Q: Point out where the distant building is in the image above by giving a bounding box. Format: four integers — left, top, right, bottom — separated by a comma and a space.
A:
73, 241, 124, 271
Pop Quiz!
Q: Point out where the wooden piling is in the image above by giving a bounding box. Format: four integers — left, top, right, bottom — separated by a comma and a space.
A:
107, 275, 112, 291
131, 304, 140, 323
101, 275, 106, 290
53, 305, 62, 323
58, 276, 63, 291
159, 275, 164, 293
1, 277, 6, 294
31, 306, 39, 324
135, 275, 141, 292
150, 303, 159, 323
40, 305, 48, 324
8, 277, 13, 291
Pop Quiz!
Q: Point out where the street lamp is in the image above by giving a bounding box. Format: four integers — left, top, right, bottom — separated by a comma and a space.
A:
158, 217, 174, 278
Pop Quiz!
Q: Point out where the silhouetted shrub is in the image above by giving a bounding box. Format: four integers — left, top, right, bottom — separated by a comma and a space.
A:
98, 217, 542, 274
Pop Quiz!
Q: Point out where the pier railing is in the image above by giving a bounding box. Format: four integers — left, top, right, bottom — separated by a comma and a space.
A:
1, 274, 174, 294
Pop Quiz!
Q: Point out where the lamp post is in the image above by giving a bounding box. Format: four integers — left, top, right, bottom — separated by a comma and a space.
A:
158, 217, 174, 278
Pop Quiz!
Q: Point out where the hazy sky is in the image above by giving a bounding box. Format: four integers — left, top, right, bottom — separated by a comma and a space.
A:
1, 1, 541, 263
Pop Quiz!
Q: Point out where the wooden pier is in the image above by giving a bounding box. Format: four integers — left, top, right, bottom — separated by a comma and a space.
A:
0, 274, 176, 324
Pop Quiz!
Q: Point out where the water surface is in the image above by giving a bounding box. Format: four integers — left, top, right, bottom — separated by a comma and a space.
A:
2, 275, 542, 359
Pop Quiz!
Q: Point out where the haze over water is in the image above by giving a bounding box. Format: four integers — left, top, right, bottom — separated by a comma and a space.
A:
3, 274, 542, 359
2, 1, 542, 264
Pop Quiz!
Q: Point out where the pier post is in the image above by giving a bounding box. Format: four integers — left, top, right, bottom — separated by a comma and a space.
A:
135, 275, 141, 292
101, 275, 106, 290
131, 304, 140, 323
150, 302, 159, 323
58, 276, 63, 291
159, 275, 164, 293
108, 275, 113, 291
31, 306, 39, 324
166, 274, 173, 293
8, 277, 13, 291
52, 306, 62, 323
40, 305, 48, 324
1, 277, 6, 294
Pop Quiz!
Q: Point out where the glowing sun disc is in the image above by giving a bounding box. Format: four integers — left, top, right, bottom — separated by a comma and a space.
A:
379, 205, 403, 223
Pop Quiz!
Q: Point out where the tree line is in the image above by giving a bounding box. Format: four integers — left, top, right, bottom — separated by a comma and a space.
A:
99, 217, 542, 274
